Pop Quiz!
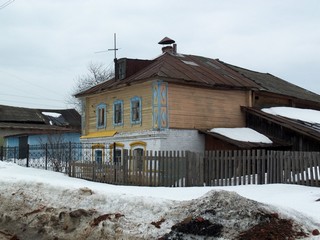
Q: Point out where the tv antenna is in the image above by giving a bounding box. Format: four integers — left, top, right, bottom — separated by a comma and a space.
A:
95, 33, 119, 60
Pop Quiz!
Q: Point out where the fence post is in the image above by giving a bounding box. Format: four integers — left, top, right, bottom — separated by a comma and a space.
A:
0, 146, 3, 161
45, 143, 48, 170
26, 144, 30, 167
123, 149, 128, 184
14, 147, 17, 163
67, 142, 72, 174
185, 151, 192, 187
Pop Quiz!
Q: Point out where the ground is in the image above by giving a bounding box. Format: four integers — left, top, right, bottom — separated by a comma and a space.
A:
0, 162, 320, 239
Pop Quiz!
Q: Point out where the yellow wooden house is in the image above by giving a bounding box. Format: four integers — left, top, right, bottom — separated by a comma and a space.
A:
75, 37, 320, 164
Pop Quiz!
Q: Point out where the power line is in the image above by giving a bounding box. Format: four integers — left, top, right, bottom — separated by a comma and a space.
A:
0, 70, 67, 98
0, 93, 66, 103
0, 0, 14, 10
0, 98, 66, 109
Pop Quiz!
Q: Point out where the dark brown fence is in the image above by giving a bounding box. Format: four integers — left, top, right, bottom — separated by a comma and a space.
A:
69, 150, 320, 187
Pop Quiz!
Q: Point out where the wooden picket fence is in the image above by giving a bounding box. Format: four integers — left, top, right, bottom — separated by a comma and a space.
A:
68, 150, 320, 187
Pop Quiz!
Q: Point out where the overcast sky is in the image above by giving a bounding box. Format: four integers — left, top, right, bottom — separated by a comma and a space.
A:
0, 0, 319, 109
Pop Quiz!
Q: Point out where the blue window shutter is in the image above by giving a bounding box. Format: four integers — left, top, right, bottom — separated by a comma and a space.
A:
130, 96, 142, 125
96, 103, 107, 129
113, 100, 124, 126
152, 81, 168, 130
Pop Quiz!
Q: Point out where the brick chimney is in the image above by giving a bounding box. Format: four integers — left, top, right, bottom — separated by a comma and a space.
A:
158, 37, 177, 54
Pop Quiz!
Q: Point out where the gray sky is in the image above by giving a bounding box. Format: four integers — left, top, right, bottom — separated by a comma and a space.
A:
0, 0, 319, 109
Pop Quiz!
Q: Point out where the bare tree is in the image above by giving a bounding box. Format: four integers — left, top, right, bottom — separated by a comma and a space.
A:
67, 62, 114, 112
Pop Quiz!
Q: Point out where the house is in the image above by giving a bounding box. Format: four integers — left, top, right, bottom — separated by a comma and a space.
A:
0, 104, 81, 158
75, 37, 320, 163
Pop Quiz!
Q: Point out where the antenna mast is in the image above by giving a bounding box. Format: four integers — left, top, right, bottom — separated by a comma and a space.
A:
108, 33, 118, 60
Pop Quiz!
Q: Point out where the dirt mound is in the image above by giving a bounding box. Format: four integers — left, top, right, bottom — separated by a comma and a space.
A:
159, 190, 311, 239
0, 185, 315, 239
237, 213, 308, 240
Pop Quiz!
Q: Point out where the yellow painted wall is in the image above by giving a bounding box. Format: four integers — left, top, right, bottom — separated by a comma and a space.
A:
168, 84, 251, 129
82, 80, 252, 136
84, 81, 153, 135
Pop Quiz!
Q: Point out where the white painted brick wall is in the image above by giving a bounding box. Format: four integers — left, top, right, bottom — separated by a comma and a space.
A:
81, 129, 205, 152
159, 129, 205, 153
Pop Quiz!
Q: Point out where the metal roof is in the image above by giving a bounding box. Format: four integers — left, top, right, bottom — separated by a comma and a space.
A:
76, 52, 260, 97
242, 107, 320, 141
0, 105, 81, 130
223, 62, 320, 103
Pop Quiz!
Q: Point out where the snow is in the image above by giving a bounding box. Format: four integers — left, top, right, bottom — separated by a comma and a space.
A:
181, 60, 199, 66
262, 106, 320, 124
42, 111, 61, 118
210, 107, 320, 143
210, 127, 273, 143
1, 161, 320, 239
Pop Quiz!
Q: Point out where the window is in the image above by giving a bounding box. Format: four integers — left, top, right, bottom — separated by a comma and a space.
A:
118, 61, 126, 80
95, 150, 102, 164
109, 142, 124, 165
96, 103, 106, 128
113, 100, 123, 126
114, 149, 122, 163
130, 97, 142, 124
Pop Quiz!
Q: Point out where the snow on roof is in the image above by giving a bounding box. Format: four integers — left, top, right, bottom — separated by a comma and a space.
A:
42, 112, 62, 118
210, 127, 272, 143
181, 60, 199, 66
262, 107, 320, 125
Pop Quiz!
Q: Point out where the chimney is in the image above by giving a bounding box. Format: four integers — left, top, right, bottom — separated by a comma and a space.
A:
114, 58, 119, 80
158, 37, 177, 54
162, 46, 174, 54
173, 43, 177, 54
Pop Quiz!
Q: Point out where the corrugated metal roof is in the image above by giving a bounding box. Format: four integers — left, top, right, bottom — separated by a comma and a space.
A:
75, 53, 260, 97
243, 107, 320, 141
0, 105, 81, 130
223, 62, 320, 103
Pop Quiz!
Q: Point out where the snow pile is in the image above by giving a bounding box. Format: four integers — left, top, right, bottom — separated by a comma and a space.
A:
42, 112, 62, 118
1, 161, 320, 239
262, 107, 320, 124
210, 127, 272, 143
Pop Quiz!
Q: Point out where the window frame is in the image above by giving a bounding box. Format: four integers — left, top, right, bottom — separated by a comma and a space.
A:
113, 100, 124, 126
96, 103, 107, 129
130, 96, 142, 125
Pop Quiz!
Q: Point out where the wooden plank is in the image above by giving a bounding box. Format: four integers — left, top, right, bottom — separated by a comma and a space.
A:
153, 151, 157, 187
159, 151, 164, 186
86, 82, 153, 134
241, 150, 246, 185
209, 151, 214, 186
219, 151, 223, 186
299, 152, 305, 185
168, 84, 248, 129
175, 151, 179, 187
308, 152, 314, 187
294, 152, 300, 184
278, 151, 283, 183
226, 151, 231, 186
285, 152, 290, 184
314, 152, 319, 187
169, 151, 174, 187
252, 150, 256, 185
266, 151, 270, 184
223, 151, 227, 186
199, 152, 204, 186
256, 150, 261, 184
233, 150, 237, 186
247, 150, 251, 185
181, 151, 187, 187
